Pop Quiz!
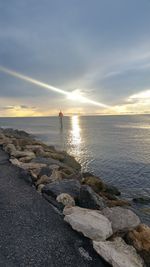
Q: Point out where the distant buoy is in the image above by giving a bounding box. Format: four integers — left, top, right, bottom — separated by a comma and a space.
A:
59, 110, 63, 128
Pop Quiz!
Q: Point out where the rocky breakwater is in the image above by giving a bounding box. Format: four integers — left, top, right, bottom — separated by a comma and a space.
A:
0, 127, 149, 267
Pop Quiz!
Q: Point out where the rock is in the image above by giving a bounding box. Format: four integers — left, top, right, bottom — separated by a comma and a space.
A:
25, 145, 44, 152
0, 137, 11, 145
12, 138, 34, 148
36, 175, 52, 186
59, 166, 74, 176
82, 176, 105, 193
3, 128, 31, 139
37, 184, 45, 193
3, 143, 16, 154
104, 184, 121, 196
49, 164, 60, 170
30, 169, 41, 181
102, 207, 140, 233
133, 197, 150, 204
93, 237, 144, 267
49, 152, 64, 161
62, 152, 81, 171
10, 158, 46, 170
49, 169, 62, 182
38, 166, 53, 177
56, 193, 75, 207
31, 157, 65, 167
125, 224, 150, 266
42, 179, 81, 200
11, 150, 35, 159
107, 199, 131, 208
63, 206, 113, 241
19, 155, 36, 163
100, 191, 118, 200
78, 185, 106, 210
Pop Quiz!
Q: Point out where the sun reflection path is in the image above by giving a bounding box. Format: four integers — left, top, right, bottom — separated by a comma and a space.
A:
67, 115, 94, 171
71, 115, 81, 146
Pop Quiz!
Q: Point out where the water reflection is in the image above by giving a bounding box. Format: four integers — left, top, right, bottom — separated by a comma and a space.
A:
71, 115, 81, 145
68, 115, 82, 159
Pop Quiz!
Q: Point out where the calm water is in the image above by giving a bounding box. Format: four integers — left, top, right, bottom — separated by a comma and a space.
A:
0, 115, 150, 224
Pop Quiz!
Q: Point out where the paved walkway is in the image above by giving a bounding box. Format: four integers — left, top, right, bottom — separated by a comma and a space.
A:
0, 147, 110, 267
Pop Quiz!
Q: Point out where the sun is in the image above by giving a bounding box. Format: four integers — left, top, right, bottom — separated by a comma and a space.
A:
67, 89, 86, 102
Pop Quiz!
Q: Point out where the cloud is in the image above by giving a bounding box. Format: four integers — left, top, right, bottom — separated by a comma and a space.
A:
0, 0, 150, 115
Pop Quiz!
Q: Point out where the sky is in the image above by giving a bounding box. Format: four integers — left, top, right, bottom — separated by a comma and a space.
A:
0, 0, 150, 116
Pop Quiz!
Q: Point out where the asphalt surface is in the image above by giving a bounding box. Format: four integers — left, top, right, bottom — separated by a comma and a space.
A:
0, 147, 110, 267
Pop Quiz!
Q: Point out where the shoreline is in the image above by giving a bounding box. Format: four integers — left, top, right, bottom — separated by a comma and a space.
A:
0, 127, 149, 267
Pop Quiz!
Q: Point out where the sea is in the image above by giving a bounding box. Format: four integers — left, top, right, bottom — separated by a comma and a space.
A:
0, 115, 149, 225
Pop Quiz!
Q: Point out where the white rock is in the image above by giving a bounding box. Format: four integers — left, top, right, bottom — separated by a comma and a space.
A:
56, 193, 75, 206
10, 158, 46, 170
63, 206, 113, 241
4, 143, 16, 154
102, 207, 140, 233
93, 237, 144, 267
11, 150, 35, 159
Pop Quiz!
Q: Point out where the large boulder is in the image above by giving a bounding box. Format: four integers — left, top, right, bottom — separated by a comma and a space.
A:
102, 207, 140, 233
62, 152, 81, 171
125, 224, 150, 267
63, 206, 113, 241
42, 179, 81, 200
56, 193, 75, 207
78, 185, 106, 210
93, 237, 144, 267
82, 176, 105, 193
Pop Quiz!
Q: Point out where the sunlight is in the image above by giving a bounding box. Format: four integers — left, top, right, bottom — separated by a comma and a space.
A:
0, 66, 109, 108
71, 115, 81, 146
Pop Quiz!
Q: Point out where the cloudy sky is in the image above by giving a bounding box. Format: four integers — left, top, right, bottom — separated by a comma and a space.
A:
0, 0, 150, 116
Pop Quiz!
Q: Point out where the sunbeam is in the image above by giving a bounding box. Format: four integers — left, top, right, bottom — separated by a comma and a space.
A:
0, 66, 108, 108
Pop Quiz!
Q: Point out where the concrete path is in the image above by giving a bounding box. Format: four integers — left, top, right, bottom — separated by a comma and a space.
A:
0, 147, 110, 267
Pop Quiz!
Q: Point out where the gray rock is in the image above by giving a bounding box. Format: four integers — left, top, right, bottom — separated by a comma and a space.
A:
39, 166, 53, 177
2, 128, 31, 139
62, 152, 81, 171
102, 207, 140, 233
31, 157, 65, 167
93, 237, 144, 267
42, 179, 81, 200
78, 185, 106, 210
63, 206, 113, 241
